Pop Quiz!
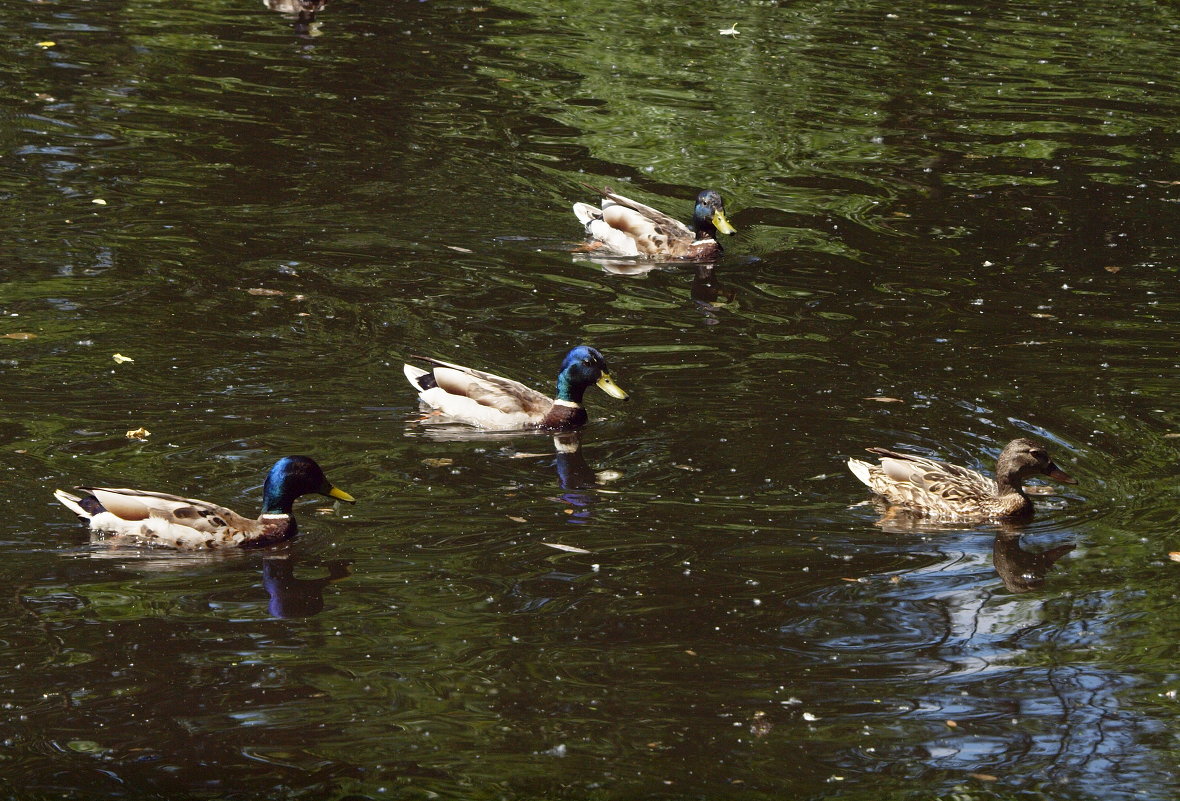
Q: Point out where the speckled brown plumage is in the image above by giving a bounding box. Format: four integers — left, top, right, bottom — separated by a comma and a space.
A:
847, 438, 1077, 521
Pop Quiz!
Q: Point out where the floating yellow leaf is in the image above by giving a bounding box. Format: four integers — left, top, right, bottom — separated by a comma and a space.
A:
446, 245, 473, 254
125, 427, 150, 440
112, 353, 133, 364
864, 396, 904, 403
2, 332, 36, 340
969, 773, 998, 782
92, 198, 107, 205
36, 41, 56, 48
421, 458, 453, 467
506, 515, 527, 523
246, 288, 284, 296
945, 720, 958, 728
1168, 552, 1180, 563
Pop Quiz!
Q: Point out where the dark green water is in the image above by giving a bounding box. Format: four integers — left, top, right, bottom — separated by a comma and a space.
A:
2, 0, 1180, 798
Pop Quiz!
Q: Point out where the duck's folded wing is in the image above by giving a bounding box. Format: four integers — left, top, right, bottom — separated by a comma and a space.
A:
83, 487, 245, 532
866, 449, 997, 498
591, 187, 693, 237
416, 358, 553, 415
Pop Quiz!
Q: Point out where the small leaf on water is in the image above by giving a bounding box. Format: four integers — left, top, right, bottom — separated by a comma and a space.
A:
37, 41, 56, 48
1164, 433, 1180, 438
864, 396, 904, 403
125, 427, 150, 440
92, 198, 107, 205
1168, 552, 1180, 563
506, 516, 527, 523
541, 542, 591, 554
1104, 265, 1122, 274
2, 332, 36, 340
421, 458, 454, 467
1030, 313, 1057, 319
446, 245, 474, 253
112, 353, 134, 364
969, 773, 998, 782
945, 720, 958, 728
246, 288, 285, 296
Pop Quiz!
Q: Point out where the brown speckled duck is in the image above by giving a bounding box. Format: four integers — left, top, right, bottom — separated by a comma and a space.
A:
53, 456, 355, 549
572, 186, 735, 260
847, 438, 1077, 520
403, 346, 628, 431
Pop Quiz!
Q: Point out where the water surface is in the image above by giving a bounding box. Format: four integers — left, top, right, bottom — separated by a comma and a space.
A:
2, 0, 1179, 798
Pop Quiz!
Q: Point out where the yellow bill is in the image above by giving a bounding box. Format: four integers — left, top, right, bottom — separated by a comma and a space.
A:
596, 372, 629, 400
712, 210, 736, 235
327, 485, 357, 503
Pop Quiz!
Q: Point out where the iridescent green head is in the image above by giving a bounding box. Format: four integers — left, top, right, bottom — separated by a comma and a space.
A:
693, 189, 736, 240
261, 456, 355, 515
554, 346, 629, 405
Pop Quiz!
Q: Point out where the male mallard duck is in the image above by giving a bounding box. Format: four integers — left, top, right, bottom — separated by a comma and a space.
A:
847, 438, 1077, 520
52, 456, 355, 550
572, 186, 736, 259
403, 345, 628, 431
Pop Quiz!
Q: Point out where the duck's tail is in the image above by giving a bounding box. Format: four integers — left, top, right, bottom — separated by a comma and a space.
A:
846, 458, 873, 488
572, 201, 602, 226
53, 489, 97, 520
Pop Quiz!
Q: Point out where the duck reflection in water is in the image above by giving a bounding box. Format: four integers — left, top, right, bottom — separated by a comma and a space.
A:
992, 527, 1074, 593
691, 262, 737, 325
262, 556, 351, 618
860, 503, 1075, 592
571, 256, 738, 325
264, 0, 326, 35
551, 432, 599, 524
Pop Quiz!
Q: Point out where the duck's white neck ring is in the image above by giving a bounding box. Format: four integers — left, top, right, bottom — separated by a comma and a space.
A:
260, 513, 291, 520
553, 399, 583, 408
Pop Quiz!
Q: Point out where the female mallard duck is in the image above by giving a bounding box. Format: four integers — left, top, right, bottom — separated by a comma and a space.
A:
403, 345, 628, 431
52, 456, 355, 550
847, 438, 1077, 520
572, 186, 736, 259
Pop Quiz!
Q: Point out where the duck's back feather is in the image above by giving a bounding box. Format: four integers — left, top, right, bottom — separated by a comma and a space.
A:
574, 187, 697, 257
404, 358, 555, 429
849, 449, 1001, 517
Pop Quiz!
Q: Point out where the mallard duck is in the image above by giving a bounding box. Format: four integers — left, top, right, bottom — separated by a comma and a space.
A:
847, 438, 1077, 520
403, 345, 628, 431
52, 456, 355, 550
572, 186, 736, 259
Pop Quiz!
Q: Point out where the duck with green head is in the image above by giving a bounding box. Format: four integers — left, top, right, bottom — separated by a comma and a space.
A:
53, 455, 355, 549
573, 185, 736, 260
403, 345, 629, 431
